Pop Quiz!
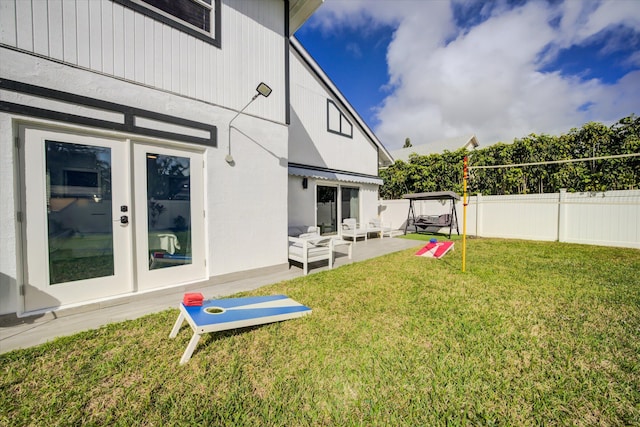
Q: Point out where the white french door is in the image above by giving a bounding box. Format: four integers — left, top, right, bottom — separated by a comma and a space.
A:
22, 127, 132, 311
21, 126, 206, 313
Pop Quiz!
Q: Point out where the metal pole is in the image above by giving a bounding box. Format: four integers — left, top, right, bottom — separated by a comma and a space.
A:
227, 93, 260, 160
462, 156, 468, 272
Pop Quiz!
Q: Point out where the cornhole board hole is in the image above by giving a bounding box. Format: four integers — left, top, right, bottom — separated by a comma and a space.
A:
415, 241, 454, 259
170, 295, 311, 364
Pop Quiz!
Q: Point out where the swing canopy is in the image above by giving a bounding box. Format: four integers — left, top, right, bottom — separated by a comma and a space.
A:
402, 191, 460, 202
402, 191, 460, 238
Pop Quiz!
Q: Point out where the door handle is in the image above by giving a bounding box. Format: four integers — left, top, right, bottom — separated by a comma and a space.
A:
117, 215, 129, 225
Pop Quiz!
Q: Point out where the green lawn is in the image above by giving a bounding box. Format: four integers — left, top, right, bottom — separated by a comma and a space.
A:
2, 238, 639, 425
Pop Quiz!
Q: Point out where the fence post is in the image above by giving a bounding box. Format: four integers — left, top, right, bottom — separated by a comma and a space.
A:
476, 193, 483, 237
557, 189, 567, 242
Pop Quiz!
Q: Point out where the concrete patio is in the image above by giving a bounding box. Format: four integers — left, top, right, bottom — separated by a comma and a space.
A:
0, 236, 422, 354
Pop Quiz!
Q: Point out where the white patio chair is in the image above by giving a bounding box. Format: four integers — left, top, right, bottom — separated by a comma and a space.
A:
288, 234, 334, 275
368, 218, 394, 239
341, 218, 368, 243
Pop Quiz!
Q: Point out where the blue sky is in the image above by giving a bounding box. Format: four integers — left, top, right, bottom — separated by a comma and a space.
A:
295, 0, 640, 151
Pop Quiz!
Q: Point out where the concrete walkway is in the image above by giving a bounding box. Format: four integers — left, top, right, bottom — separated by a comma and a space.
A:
0, 237, 422, 354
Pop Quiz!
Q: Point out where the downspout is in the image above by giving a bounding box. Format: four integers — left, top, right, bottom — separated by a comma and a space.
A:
284, 0, 291, 125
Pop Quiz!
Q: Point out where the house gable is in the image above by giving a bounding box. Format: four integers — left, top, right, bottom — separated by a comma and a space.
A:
288, 37, 393, 176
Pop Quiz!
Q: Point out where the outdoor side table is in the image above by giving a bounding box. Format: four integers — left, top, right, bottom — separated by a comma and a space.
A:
169, 295, 312, 364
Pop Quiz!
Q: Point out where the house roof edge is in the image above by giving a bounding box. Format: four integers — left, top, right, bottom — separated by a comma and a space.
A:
290, 36, 394, 167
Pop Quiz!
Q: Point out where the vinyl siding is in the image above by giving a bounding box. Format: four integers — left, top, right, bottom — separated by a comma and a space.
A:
0, 0, 286, 122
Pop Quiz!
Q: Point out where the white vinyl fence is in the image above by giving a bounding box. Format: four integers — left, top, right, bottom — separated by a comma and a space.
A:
378, 189, 640, 249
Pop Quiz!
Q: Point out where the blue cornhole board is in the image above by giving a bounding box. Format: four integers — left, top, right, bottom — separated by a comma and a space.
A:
169, 295, 312, 364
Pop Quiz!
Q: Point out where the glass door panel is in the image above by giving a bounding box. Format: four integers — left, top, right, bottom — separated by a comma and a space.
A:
133, 144, 206, 291
341, 187, 360, 224
45, 141, 115, 283
317, 186, 337, 235
146, 153, 192, 270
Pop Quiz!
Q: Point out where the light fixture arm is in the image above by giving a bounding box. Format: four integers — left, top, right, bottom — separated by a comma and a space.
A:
226, 82, 272, 164
229, 93, 260, 130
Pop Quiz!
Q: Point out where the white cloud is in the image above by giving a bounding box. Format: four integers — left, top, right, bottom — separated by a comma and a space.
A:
306, 0, 412, 32
309, 0, 640, 150
575, 0, 640, 41
345, 42, 363, 58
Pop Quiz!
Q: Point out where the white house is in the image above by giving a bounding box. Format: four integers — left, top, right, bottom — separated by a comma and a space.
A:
0, 0, 390, 317
288, 37, 393, 233
390, 135, 480, 162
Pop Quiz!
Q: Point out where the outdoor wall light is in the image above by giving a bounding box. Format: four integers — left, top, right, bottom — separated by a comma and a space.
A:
227, 82, 272, 164
255, 82, 272, 98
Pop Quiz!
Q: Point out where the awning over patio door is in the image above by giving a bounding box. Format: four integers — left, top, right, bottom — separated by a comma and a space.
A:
288, 164, 383, 186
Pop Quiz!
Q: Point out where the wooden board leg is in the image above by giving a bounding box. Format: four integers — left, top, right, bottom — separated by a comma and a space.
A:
179, 332, 201, 365
169, 312, 185, 338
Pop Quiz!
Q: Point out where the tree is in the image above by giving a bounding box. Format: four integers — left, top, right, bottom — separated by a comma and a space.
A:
379, 161, 411, 200
379, 115, 640, 198
403, 137, 412, 148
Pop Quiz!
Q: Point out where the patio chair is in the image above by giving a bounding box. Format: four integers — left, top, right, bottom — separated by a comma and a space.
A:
288, 226, 334, 275
341, 218, 368, 243
149, 232, 181, 254
368, 218, 394, 239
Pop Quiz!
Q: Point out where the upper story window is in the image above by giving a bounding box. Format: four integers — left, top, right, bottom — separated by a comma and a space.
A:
327, 99, 353, 139
117, 0, 220, 47
141, 0, 211, 32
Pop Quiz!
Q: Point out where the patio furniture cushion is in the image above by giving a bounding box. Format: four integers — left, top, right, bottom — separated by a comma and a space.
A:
368, 219, 394, 238
288, 225, 320, 237
288, 243, 330, 257
298, 232, 318, 239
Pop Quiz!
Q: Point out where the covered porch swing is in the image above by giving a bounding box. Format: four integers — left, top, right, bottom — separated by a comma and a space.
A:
403, 191, 460, 238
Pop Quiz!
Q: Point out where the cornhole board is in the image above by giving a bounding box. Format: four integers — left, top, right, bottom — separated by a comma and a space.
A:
169, 295, 311, 364
415, 241, 454, 259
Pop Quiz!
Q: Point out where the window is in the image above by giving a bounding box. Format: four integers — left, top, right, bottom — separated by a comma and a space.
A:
141, 0, 211, 32
63, 169, 100, 197
46, 141, 110, 199
116, 0, 220, 47
327, 100, 353, 138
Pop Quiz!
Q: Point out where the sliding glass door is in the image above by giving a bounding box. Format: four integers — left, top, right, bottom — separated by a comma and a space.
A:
316, 185, 337, 235
316, 184, 360, 235
341, 187, 360, 224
